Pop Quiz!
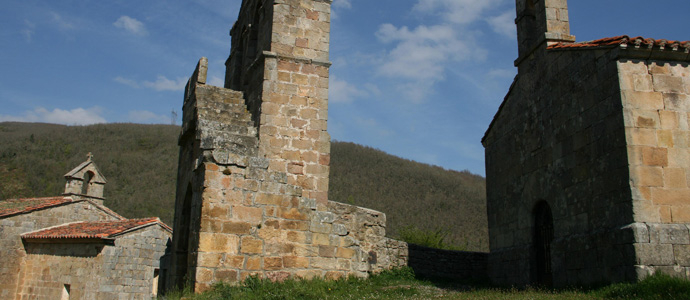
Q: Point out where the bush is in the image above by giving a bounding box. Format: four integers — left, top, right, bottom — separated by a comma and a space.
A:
397, 225, 466, 251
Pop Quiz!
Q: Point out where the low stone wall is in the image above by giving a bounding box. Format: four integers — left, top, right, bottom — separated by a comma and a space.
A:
327, 201, 408, 275
632, 222, 690, 278
408, 244, 488, 281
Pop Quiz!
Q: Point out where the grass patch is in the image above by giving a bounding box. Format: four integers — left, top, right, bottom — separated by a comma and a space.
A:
160, 269, 690, 300
595, 273, 690, 300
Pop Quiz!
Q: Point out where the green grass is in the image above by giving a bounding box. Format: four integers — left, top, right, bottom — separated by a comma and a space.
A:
159, 269, 690, 300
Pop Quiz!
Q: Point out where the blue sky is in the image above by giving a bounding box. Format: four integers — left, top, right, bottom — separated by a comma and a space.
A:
1, 0, 688, 176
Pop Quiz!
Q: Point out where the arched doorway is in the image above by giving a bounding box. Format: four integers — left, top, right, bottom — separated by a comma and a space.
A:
532, 201, 554, 286
175, 184, 193, 289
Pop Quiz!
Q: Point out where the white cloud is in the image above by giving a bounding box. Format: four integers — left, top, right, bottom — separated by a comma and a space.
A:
329, 76, 367, 103
333, 0, 352, 9
22, 20, 35, 42
143, 76, 187, 91
115, 75, 187, 91
113, 16, 147, 36
0, 107, 106, 125
355, 117, 393, 137
51, 12, 75, 30
208, 76, 224, 87
487, 11, 516, 39
375, 24, 486, 87
127, 110, 170, 124
114, 76, 140, 88
413, 0, 500, 24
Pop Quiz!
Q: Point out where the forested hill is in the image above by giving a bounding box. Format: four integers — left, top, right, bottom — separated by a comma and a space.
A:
0, 122, 488, 251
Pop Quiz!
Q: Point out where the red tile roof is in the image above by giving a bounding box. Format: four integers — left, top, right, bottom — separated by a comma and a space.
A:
0, 196, 125, 220
0, 197, 74, 218
22, 218, 170, 240
548, 35, 690, 52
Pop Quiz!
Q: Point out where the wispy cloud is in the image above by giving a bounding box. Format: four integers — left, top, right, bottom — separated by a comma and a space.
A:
333, 0, 352, 9
51, 12, 75, 31
113, 16, 147, 36
115, 75, 187, 91
22, 20, 35, 42
143, 76, 186, 91
413, 0, 500, 24
375, 23, 486, 102
329, 76, 367, 103
208, 76, 224, 87
127, 110, 170, 124
487, 11, 517, 39
0, 107, 106, 125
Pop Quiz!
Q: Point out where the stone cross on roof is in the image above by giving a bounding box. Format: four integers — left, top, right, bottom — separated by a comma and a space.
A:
87, 152, 94, 161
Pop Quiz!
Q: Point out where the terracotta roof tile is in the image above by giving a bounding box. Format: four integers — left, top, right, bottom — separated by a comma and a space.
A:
548, 35, 690, 52
0, 197, 74, 218
22, 218, 168, 240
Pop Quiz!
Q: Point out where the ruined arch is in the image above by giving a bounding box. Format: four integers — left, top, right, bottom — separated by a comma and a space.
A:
532, 200, 553, 286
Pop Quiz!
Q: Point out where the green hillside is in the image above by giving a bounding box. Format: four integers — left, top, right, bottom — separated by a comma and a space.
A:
0, 122, 487, 251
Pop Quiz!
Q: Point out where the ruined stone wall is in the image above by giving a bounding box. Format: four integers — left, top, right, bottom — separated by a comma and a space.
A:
483, 47, 634, 286
168, 54, 408, 294
619, 60, 690, 276
16, 226, 170, 300
0, 201, 117, 300
165, 1, 417, 293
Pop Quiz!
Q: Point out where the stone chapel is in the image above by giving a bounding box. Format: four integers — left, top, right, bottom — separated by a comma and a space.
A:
0, 155, 171, 299
483, 0, 690, 287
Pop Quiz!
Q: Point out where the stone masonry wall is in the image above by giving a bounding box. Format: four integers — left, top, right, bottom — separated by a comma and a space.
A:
0, 201, 117, 300
16, 226, 170, 300
619, 60, 690, 277
166, 1, 415, 293
168, 50, 407, 294
483, 46, 635, 286
258, 0, 332, 211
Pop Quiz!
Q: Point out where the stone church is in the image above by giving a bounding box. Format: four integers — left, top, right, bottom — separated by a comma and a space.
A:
483, 0, 690, 287
164, 0, 408, 293
0, 155, 171, 299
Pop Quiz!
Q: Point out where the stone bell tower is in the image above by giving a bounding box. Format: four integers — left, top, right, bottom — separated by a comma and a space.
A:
225, 0, 333, 209
514, 0, 576, 65
63, 152, 107, 205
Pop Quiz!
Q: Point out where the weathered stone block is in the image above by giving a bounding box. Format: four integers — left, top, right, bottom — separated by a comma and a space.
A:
199, 233, 239, 253
240, 237, 263, 254
634, 243, 674, 265
233, 206, 263, 224
264, 257, 283, 270
652, 188, 690, 206
215, 269, 239, 282
283, 256, 309, 269
649, 224, 690, 244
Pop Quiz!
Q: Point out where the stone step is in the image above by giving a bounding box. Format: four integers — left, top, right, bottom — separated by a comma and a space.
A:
197, 108, 253, 126
200, 132, 259, 156
198, 119, 258, 137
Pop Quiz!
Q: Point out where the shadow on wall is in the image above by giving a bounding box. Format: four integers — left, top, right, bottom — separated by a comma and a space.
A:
407, 244, 489, 282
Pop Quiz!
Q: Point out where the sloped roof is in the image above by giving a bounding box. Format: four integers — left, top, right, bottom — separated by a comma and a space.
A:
64, 158, 107, 183
0, 197, 74, 218
548, 35, 690, 52
0, 197, 124, 220
22, 217, 171, 240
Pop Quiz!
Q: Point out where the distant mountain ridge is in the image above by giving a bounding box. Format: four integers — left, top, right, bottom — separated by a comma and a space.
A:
0, 122, 488, 251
